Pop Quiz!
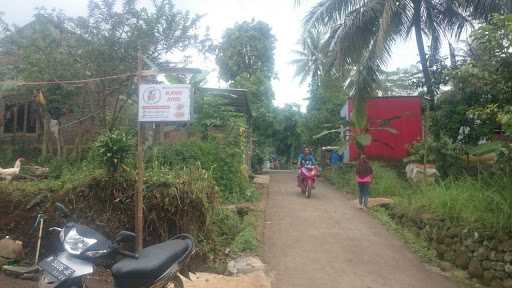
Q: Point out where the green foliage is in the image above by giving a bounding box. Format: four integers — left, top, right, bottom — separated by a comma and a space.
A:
292, 29, 326, 85
192, 94, 247, 140
211, 208, 260, 256
148, 140, 254, 203
272, 104, 304, 163
92, 129, 135, 174
231, 226, 258, 254
0, 163, 230, 263
211, 209, 242, 252
398, 175, 512, 232
216, 20, 279, 171
433, 15, 512, 144
299, 0, 508, 144
380, 67, 420, 96
304, 73, 348, 150
216, 20, 276, 82
406, 137, 465, 177
327, 162, 512, 232
1, 1, 202, 134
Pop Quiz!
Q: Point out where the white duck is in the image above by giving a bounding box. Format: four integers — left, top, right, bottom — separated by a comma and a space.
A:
0, 158, 24, 182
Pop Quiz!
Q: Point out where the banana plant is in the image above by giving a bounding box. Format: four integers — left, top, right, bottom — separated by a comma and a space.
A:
314, 114, 401, 153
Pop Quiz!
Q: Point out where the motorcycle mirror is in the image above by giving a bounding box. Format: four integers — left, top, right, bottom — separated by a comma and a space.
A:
115, 231, 136, 243
55, 203, 71, 218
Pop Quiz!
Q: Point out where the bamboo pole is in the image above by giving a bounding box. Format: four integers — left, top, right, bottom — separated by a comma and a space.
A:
135, 51, 145, 252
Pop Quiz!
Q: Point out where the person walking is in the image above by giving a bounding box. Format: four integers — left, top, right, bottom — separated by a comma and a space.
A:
356, 154, 373, 210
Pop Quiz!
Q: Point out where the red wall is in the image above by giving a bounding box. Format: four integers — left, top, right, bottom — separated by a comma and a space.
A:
348, 97, 423, 161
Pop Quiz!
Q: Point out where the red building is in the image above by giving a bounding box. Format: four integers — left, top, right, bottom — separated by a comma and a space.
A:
342, 96, 423, 161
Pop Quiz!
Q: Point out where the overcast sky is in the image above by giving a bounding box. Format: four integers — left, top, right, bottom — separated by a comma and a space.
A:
2, 0, 442, 110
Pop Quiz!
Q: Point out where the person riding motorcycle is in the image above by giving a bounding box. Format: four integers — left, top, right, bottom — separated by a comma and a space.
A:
297, 147, 317, 187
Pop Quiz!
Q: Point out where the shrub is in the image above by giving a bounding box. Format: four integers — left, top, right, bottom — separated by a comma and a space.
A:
92, 129, 134, 173
231, 227, 258, 254
148, 140, 253, 203
406, 136, 465, 177
211, 208, 242, 251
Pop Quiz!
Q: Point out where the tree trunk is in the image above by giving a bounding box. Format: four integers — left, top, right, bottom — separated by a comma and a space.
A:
413, 0, 434, 107
413, 0, 432, 178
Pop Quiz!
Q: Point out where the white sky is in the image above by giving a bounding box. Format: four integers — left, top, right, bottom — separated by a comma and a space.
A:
1, 0, 459, 111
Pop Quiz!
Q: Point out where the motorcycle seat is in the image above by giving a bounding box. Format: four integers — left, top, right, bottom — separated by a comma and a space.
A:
111, 238, 192, 288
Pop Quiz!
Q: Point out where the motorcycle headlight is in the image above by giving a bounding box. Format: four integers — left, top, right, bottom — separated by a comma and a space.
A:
63, 227, 97, 255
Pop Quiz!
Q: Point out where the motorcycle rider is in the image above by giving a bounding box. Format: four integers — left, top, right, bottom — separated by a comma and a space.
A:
297, 147, 316, 187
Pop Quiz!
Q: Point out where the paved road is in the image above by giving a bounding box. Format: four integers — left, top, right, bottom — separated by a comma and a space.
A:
263, 172, 460, 288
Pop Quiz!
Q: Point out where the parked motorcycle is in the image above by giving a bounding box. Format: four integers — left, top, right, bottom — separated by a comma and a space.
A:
299, 165, 318, 198
38, 203, 194, 288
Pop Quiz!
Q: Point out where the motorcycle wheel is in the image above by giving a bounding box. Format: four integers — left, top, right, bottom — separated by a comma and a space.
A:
168, 275, 184, 288
305, 182, 311, 199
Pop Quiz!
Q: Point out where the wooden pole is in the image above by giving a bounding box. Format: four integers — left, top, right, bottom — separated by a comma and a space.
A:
135, 51, 145, 252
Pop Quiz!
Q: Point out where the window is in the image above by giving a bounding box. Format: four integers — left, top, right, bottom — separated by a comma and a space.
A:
2, 102, 38, 134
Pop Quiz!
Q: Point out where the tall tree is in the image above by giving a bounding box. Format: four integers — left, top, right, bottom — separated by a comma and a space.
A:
292, 29, 326, 86
73, 0, 201, 129
0, 0, 202, 158
216, 20, 276, 83
216, 20, 277, 170
272, 104, 304, 164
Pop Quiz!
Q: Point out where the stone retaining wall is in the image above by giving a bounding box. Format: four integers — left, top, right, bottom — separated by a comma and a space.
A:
387, 206, 512, 288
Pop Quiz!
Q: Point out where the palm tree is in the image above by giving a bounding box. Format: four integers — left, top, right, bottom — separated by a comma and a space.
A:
291, 29, 326, 86
298, 0, 510, 107
0, 12, 9, 35
303, 1, 458, 105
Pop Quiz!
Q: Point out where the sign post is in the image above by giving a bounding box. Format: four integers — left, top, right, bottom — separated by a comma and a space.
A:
138, 84, 192, 122
135, 52, 145, 252
135, 58, 193, 251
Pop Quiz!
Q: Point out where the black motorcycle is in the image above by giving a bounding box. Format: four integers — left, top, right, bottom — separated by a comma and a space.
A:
38, 203, 194, 288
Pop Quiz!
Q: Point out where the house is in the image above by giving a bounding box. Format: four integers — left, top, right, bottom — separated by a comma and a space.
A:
341, 96, 423, 161
0, 17, 105, 158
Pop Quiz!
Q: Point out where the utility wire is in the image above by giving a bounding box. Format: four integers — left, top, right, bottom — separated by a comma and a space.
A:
0, 73, 135, 86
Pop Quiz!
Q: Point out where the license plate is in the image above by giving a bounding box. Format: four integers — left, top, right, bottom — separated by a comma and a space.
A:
39, 256, 76, 281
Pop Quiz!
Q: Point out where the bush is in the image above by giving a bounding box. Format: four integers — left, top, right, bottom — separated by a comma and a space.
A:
231, 227, 258, 254
92, 129, 135, 173
211, 209, 242, 252
148, 140, 253, 203
406, 136, 465, 178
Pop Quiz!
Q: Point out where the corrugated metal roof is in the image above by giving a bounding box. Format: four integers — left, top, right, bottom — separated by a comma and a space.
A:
197, 87, 251, 118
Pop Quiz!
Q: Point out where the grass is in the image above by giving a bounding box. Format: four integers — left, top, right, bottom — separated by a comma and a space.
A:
397, 176, 512, 232
325, 162, 512, 233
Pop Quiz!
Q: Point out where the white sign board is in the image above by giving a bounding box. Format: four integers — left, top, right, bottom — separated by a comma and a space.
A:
138, 84, 192, 122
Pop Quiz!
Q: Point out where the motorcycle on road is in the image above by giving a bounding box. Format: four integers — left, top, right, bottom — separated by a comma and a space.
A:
38, 203, 194, 288
299, 165, 318, 199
